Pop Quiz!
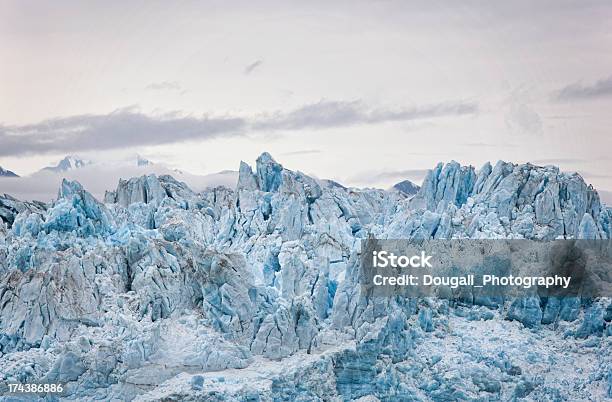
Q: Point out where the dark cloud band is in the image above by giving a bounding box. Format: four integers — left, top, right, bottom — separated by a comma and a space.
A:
0, 100, 477, 157
0, 109, 246, 157
554, 75, 612, 101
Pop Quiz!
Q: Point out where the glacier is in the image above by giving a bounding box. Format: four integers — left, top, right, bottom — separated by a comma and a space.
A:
0, 152, 610, 401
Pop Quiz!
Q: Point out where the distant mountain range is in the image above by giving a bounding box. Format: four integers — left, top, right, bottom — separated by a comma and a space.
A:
137, 155, 152, 167
39, 155, 155, 173
0, 166, 19, 177
391, 179, 420, 196
41, 155, 92, 173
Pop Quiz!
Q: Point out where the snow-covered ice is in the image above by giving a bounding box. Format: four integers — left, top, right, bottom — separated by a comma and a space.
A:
0, 152, 610, 401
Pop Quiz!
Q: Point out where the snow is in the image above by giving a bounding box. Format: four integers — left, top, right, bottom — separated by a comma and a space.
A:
0, 166, 19, 178
42, 155, 92, 173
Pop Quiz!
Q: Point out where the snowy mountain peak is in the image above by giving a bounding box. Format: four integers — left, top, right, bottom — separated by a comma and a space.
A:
42, 155, 92, 173
0, 166, 19, 177
136, 155, 152, 167
391, 179, 420, 196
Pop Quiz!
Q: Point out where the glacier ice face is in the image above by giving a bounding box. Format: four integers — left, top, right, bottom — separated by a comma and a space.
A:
44, 179, 115, 236
0, 153, 610, 401
399, 160, 610, 241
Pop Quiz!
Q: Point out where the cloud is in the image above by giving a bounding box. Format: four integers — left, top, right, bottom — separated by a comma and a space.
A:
554, 75, 612, 101
0, 99, 478, 157
462, 142, 519, 149
531, 158, 588, 165
367, 169, 430, 182
0, 163, 238, 202
253, 99, 477, 131
530, 157, 611, 165
505, 102, 542, 136
244, 60, 263, 75
574, 170, 612, 180
0, 108, 247, 157
280, 149, 321, 156
347, 168, 430, 187
145, 81, 182, 91
599, 191, 612, 205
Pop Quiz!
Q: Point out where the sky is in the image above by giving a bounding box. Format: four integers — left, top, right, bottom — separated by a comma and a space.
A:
1, 0, 612, 200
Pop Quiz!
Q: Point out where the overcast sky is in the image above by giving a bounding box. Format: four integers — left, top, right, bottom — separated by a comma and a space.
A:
1, 0, 612, 197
